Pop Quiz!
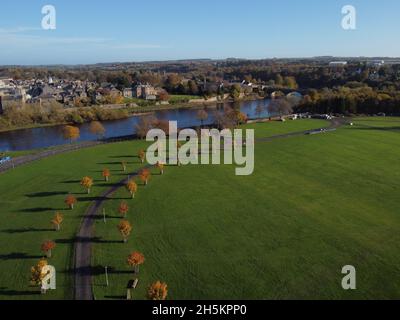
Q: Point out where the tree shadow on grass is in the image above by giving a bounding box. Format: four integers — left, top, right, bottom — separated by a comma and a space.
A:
104, 295, 126, 300
109, 155, 137, 159
97, 183, 124, 188
20, 207, 64, 213
61, 180, 81, 184
25, 191, 68, 198
55, 237, 123, 245
2, 228, 54, 234
97, 162, 122, 165
0, 287, 41, 296
0, 252, 43, 260
76, 196, 110, 202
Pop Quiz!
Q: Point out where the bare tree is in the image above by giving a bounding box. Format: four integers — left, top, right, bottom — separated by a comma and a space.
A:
135, 115, 157, 139
268, 98, 293, 119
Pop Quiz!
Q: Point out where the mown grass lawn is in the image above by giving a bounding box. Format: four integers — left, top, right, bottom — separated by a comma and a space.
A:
1, 118, 399, 300
92, 118, 400, 300
0, 140, 149, 300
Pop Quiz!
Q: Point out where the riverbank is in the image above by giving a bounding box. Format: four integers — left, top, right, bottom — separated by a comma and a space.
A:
0, 94, 266, 134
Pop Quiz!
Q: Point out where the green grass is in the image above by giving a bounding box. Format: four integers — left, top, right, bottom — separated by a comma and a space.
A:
91, 118, 400, 300
1, 118, 400, 300
0, 140, 149, 300
168, 95, 201, 104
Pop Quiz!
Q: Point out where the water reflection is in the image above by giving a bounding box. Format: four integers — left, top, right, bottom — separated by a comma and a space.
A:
0, 99, 271, 151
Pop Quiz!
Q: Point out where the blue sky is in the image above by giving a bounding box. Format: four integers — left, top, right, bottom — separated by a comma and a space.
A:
0, 0, 399, 65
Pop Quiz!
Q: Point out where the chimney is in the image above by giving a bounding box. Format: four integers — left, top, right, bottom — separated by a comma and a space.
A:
0, 96, 3, 115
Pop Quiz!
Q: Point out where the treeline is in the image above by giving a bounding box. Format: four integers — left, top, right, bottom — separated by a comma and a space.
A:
296, 85, 400, 115
0, 102, 129, 131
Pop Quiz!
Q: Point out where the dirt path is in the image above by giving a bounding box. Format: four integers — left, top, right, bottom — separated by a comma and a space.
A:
73, 168, 146, 300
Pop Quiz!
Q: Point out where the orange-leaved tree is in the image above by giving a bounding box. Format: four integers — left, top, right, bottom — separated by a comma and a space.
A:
127, 251, 145, 274
41, 241, 56, 258
139, 168, 151, 186
62, 125, 80, 143
30, 258, 48, 286
65, 195, 77, 210
118, 220, 132, 243
147, 281, 168, 300
81, 176, 93, 194
89, 121, 106, 140
138, 149, 146, 164
156, 162, 165, 175
102, 168, 111, 182
126, 179, 138, 198
119, 201, 129, 218
52, 212, 64, 231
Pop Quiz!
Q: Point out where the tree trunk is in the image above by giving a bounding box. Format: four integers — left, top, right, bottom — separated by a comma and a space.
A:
161, 170, 164, 175
131, 193, 135, 199
87, 188, 91, 194
46, 250, 52, 258
57, 224, 60, 231
123, 237, 128, 243
70, 204, 74, 210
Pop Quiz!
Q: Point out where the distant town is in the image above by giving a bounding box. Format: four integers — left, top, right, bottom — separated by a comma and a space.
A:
0, 57, 400, 131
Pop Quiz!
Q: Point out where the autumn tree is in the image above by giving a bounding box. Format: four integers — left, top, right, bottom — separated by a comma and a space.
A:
139, 168, 151, 186
196, 109, 208, 127
64, 195, 77, 210
268, 98, 293, 119
138, 149, 146, 164
119, 201, 129, 218
30, 259, 48, 286
52, 212, 64, 231
147, 281, 168, 300
156, 162, 164, 175
237, 112, 248, 125
62, 125, 80, 143
118, 220, 132, 243
102, 168, 111, 182
127, 251, 145, 274
89, 121, 106, 140
81, 176, 93, 194
126, 179, 138, 198
135, 116, 156, 139
41, 241, 56, 258
158, 90, 170, 102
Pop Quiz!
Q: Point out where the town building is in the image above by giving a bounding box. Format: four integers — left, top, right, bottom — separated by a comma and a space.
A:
133, 84, 158, 100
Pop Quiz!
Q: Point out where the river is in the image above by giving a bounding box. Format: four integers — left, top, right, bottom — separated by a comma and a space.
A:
0, 99, 271, 151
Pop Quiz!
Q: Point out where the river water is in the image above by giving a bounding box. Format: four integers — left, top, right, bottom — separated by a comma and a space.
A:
0, 99, 271, 151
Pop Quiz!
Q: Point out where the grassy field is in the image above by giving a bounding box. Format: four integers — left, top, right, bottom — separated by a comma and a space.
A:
1, 118, 399, 300
91, 117, 400, 300
0, 140, 149, 299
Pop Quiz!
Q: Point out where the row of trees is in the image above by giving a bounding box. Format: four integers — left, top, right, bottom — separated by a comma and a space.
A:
0, 104, 127, 131
296, 85, 400, 115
